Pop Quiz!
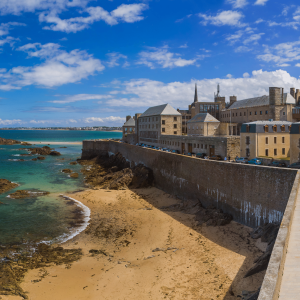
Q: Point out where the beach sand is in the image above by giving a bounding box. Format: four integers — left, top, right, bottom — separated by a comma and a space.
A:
3, 187, 265, 300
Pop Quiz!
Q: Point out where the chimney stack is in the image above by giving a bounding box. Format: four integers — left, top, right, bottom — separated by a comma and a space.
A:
290, 88, 296, 98
230, 96, 237, 106
126, 115, 131, 122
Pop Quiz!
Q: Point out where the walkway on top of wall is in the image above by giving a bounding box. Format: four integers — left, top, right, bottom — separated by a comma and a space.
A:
279, 186, 300, 299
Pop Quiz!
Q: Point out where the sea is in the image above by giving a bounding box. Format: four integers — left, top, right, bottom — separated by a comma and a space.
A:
0, 130, 122, 247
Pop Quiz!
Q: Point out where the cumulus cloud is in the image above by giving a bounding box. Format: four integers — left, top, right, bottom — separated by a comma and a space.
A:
0, 22, 26, 36
257, 41, 300, 66
136, 47, 197, 69
0, 43, 104, 90
51, 94, 112, 104
226, 0, 248, 9
0, 118, 22, 125
254, 0, 268, 5
39, 3, 149, 33
243, 33, 264, 44
0, 36, 19, 48
0, 0, 90, 15
199, 10, 245, 27
105, 70, 300, 109
106, 52, 129, 68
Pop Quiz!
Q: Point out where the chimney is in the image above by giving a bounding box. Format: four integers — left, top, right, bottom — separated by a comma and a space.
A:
126, 115, 131, 122
230, 96, 237, 106
290, 88, 295, 98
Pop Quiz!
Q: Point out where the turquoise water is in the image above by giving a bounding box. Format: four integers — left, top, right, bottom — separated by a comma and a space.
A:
0, 130, 122, 246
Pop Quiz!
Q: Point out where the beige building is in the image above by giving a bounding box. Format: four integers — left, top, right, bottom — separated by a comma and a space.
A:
122, 116, 136, 135
290, 123, 300, 163
187, 113, 220, 136
138, 104, 182, 145
240, 121, 292, 160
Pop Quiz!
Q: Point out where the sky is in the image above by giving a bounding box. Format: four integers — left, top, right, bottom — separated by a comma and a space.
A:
1, 0, 300, 127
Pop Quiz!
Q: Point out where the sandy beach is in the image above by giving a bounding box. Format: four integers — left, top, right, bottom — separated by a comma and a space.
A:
2, 187, 266, 300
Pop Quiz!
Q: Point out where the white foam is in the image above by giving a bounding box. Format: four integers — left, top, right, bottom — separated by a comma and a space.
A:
13, 154, 21, 156
56, 195, 91, 244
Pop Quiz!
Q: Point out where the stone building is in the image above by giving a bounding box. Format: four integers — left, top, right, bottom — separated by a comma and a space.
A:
123, 116, 135, 135
187, 113, 220, 136
220, 87, 297, 135
240, 121, 292, 160
289, 123, 300, 164
138, 103, 182, 145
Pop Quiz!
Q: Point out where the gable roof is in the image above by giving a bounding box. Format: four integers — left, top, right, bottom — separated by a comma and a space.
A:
140, 104, 181, 117
228, 93, 295, 110
123, 118, 135, 126
187, 113, 219, 123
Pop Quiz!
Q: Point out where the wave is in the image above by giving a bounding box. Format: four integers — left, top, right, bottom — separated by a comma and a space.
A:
54, 195, 91, 244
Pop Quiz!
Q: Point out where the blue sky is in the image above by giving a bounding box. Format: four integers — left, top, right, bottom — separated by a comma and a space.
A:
1, 0, 300, 127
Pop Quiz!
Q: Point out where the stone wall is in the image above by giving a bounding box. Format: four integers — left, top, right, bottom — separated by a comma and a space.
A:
82, 140, 298, 228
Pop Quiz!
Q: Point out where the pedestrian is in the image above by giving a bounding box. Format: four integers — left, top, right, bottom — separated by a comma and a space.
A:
224, 157, 227, 161
228, 155, 231, 162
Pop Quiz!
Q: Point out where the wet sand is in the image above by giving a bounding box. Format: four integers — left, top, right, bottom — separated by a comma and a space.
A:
2, 187, 265, 300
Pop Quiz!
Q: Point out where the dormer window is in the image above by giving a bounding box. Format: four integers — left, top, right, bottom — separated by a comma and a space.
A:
273, 125, 277, 132
264, 125, 269, 133
281, 125, 285, 132
246, 125, 250, 133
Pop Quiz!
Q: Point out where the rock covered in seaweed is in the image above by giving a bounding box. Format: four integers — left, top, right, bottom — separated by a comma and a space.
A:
0, 179, 18, 194
8, 190, 50, 199
0, 137, 21, 145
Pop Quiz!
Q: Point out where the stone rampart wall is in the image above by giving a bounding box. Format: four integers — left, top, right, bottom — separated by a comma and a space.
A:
82, 140, 298, 228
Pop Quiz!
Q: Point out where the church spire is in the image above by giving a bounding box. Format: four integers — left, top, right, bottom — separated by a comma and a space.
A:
194, 83, 198, 103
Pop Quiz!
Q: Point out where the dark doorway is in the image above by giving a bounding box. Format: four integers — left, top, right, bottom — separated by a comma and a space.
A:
181, 143, 185, 154
209, 145, 215, 156
188, 143, 192, 153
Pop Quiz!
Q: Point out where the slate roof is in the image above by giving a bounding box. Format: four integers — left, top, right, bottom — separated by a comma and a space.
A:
187, 113, 220, 123
123, 118, 135, 126
140, 104, 181, 117
228, 93, 295, 110
244, 121, 292, 125
241, 121, 292, 133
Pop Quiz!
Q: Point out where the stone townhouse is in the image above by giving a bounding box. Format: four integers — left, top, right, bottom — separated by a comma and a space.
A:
240, 121, 292, 160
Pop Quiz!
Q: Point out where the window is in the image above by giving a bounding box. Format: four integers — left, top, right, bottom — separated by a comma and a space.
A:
281, 125, 285, 131
283, 112, 286, 116
240, 112, 242, 116
260, 111, 262, 115
266, 137, 268, 144
174, 131, 177, 135
174, 117, 177, 121
249, 112, 252, 115
156, 117, 158, 122
274, 137, 277, 144
174, 124, 177, 129
255, 111, 257, 115
236, 113, 238, 116
205, 144, 207, 149
162, 128, 165, 132
244, 112, 246, 116
194, 144, 196, 148
125, 128, 127, 132
152, 117, 154, 121
246, 136, 250, 145
282, 137, 285, 143
264, 125, 269, 133
162, 120, 165, 125
266, 110, 268, 114
289, 125, 292, 132
201, 144, 203, 149
246, 125, 250, 132
282, 148, 286, 155
152, 124, 154, 129
274, 149, 277, 156
197, 144, 199, 148
246, 149, 250, 157
273, 125, 277, 132
265, 149, 269, 156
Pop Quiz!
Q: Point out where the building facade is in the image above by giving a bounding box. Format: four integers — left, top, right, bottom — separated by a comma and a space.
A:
290, 123, 300, 164
187, 113, 220, 136
240, 121, 292, 160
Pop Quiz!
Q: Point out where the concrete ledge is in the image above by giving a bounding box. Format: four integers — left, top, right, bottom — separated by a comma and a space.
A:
258, 172, 300, 300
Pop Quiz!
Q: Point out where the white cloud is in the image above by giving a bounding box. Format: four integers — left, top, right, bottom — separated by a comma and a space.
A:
0, 36, 19, 48
179, 44, 188, 48
106, 52, 128, 68
0, 118, 22, 125
254, 0, 268, 5
226, 0, 248, 9
39, 3, 149, 33
268, 7, 300, 30
51, 94, 112, 103
226, 74, 233, 78
235, 46, 251, 52
0, 0, 90, 15
243, 33, 264, 44
137, 47, 197, 69
296, 63, 300, 67
105, 70, 300, 109
255, 18, 264, 24
257, 41, 300, 66
243, 72, 250, 77
0, 43, 104, 90
83, 116, 124, 123
199, 10, 245, 27
0, 22, 26, 36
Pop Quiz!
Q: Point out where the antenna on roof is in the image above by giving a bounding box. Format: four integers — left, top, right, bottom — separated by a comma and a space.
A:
217, 83, 220, 97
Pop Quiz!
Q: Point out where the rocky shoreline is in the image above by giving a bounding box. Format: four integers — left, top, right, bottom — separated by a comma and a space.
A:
0, 179, 18, 194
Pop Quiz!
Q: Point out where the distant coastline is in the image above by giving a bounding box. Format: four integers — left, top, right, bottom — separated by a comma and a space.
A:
0, 128, 122, 132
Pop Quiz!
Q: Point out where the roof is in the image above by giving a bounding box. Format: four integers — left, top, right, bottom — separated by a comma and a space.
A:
140, 104, 181, 117
123, 118, 135, 126
228, 93, 295, 110
188, 113, 220, 123
241, 121, 292, 133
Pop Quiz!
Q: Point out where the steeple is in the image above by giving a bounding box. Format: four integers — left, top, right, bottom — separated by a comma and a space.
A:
194, 83, 198, 103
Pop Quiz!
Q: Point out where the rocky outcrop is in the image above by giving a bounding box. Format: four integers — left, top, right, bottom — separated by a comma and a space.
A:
70, 173, 79, 178
79, 152, 153, 190
0, 137, 21, 145
244, 222, 280, 278
37, 156, 45, 160
62, 169, 72, 173
50, 151, 61, 156
8, 190, 50, 199
27, 146, 61, 156
70, 161, 77, 165
0, 179, 18, 194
